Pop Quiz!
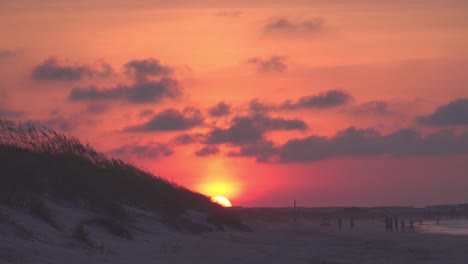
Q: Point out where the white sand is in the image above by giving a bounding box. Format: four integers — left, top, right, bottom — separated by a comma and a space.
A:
1, 202, 468, 264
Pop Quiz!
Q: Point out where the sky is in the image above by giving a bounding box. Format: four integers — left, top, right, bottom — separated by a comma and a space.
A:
1, 0, 468, 207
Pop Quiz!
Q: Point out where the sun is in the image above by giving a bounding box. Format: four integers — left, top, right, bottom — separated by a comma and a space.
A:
211, 196, 232, 207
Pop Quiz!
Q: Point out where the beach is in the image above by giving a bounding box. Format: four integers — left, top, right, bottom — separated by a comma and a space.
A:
2, 203, 468, 264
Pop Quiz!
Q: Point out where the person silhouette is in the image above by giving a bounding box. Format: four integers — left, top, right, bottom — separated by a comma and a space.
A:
394, 217, 399, 232
389, 217, 393, 232
410, 219, 415, 232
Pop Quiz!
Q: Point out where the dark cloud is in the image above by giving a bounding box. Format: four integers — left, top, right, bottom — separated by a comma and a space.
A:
257, 115, 308, 131
32, 58, 114, 81
69, 78, 182, 104
228, 140, 279, 162
111, 142, 173, 158
195, 146, 219, 156
247, 56, 287, 73
205, 117, 265, 145
247, 91, 352, 113
215, 10, 242, 17
350, 101, 393, 116
205, 114, 307, 146
124, 58, 172, 81
208, 101, 231, 117
124, 107, 203, 132
280, 90, 352, 110
277, 127, 468, 163
416, 98, 468, 126
263, 17, 324, 36
171, 133, 204, 145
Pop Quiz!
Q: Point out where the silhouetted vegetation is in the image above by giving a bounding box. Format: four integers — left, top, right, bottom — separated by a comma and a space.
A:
0, 120, 243, 229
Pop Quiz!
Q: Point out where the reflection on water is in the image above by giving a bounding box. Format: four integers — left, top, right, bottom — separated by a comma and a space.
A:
419, 220, 468, 236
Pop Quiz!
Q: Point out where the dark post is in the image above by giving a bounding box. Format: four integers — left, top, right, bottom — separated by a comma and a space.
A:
294, 199, 297, 223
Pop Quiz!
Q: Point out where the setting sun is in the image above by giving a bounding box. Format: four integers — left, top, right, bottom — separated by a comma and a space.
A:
211, 196, 232, 207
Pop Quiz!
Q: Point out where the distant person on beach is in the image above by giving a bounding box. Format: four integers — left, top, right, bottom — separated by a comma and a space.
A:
436, 217, 440, 224
394, 217, 399, 232
410, 219, 415, 232
389, 217, 393, 232
338, 218, 342, 231
350, 216, 355, 230
401, 219, 405, 232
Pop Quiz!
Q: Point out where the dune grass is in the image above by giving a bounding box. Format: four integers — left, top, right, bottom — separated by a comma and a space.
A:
0, 120, 243, 229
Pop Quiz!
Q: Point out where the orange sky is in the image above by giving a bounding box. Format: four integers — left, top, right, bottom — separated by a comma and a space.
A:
1, 0, 468, 207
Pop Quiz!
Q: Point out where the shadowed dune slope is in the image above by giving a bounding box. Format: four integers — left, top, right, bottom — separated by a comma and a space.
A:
0, 120, 244, 230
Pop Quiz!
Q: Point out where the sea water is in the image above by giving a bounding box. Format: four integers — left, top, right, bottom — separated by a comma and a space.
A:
419, 220, 468, 236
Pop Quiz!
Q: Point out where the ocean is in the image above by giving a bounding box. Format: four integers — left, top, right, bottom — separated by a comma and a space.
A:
419, 220, 468, 236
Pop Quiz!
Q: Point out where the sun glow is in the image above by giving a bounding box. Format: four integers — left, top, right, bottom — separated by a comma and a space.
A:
197, 157, 243, 200
200, 181, 239, 197
211, 196, 232, 207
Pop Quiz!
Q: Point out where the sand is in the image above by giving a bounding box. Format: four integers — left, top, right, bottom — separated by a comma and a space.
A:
1, 203, 468, 264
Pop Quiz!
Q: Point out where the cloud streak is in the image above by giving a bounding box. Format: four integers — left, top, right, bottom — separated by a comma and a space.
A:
124, 107, 203, 132
247, 56, 287, 73
280, 90, 352, 110
247, 90, 352, 114
32, 58, 114, 81
263, 17, 324, 36
69, 78, 182, 104
195, 146, 219, 156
